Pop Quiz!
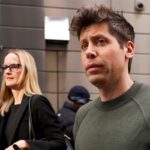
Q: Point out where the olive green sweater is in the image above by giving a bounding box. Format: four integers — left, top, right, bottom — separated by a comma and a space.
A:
74, 82, 150, 150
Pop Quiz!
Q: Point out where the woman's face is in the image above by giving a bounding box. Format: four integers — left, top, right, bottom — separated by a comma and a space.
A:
2, 52, 23, 90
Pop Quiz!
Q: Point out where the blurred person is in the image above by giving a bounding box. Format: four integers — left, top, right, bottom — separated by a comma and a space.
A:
70, 4, 150, 150
0, 49, 66, 150
57, 85, 90, 148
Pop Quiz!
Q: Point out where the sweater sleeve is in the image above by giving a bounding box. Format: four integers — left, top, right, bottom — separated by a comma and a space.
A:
73, 100, 93, 140
133, 84, 150, 130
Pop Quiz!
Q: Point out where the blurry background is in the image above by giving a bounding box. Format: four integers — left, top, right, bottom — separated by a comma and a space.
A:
0, 0, 150, 112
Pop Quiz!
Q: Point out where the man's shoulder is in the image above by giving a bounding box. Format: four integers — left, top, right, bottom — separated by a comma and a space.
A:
74, 99, 96, 137
133, 82, 150, 127
134, 82, 150, 101
78, 100, 95, 114
132, 82, 150, 108
75, 99, 96, 125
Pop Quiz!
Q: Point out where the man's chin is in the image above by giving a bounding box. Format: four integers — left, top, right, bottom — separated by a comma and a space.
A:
89, 77, 106, 88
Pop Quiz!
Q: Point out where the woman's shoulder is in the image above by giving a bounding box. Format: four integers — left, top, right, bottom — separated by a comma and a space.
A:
30, 94, 49, 104
29, 94, 54, 111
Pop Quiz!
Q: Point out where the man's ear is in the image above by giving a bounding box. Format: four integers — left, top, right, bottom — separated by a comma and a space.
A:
124, 41, 135, 59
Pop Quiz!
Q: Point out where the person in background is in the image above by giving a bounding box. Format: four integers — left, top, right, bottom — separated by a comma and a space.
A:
70, 4, 150, 150
0, 49, 66, 150
57, 85, 91, 148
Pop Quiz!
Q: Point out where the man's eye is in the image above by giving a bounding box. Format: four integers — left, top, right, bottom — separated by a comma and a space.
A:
96, 39, 106, 46
81, 43, 88, 50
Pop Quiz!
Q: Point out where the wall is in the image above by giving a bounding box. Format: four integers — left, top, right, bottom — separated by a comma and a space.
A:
0, 0, 150, 112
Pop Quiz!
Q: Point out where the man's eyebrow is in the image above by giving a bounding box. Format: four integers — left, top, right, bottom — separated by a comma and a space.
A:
80, 38, 88, 45
90, 34, 109, 42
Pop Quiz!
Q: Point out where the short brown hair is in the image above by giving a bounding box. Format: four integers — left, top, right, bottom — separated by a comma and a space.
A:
70, 5, 135, 72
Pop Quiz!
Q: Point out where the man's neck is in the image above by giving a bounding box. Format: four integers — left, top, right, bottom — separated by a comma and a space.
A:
99, 79, 134, 102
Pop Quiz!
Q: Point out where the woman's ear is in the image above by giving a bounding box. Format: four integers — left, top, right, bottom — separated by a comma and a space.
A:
124, 41, 135, 59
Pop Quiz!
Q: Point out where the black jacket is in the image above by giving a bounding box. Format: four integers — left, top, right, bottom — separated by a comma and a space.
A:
57, 101, 77, 137
0, 94, 66, 150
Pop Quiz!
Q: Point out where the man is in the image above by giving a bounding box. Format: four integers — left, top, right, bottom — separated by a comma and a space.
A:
57, 85, 90, 148
70, 5, 150, 150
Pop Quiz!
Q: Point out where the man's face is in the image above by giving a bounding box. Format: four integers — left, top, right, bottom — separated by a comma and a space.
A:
79, 23, 133, 89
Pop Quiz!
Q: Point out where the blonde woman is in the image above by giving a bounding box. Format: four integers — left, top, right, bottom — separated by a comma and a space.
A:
0, 49, 66, 150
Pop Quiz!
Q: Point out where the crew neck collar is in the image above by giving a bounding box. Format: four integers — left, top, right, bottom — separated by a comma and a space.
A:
95, 81, 142, 111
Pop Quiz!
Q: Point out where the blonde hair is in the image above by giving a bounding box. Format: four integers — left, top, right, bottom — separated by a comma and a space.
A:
0, 49, 42, 116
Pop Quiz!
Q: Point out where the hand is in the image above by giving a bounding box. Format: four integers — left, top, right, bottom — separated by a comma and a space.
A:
5, 140, 31, 150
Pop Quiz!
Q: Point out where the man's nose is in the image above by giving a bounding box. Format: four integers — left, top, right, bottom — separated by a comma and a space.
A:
85, 45, 97, 58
